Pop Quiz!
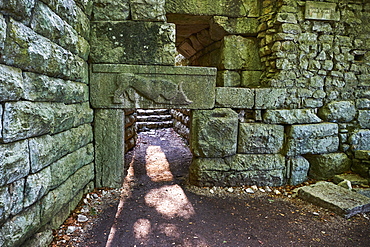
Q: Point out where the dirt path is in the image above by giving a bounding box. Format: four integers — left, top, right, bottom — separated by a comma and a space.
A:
51, 128, 370, 247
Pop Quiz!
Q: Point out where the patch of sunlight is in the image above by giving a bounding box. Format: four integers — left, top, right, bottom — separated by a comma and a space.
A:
134, 218, 151, 242
144, 184, 195, 219
145, 145, 174, 182
159, 223, 181, 238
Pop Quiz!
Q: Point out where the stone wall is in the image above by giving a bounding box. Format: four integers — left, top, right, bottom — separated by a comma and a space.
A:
0, 1, 93, 246
187, 0, 370, 187
125, 109, 137, 152
171, 109, 191, 142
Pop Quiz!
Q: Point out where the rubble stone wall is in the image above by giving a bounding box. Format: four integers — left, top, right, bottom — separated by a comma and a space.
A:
0, 1, 94, 246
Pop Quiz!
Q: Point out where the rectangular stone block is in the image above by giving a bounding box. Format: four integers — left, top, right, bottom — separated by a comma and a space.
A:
190, 154, 286, 187
215, 87, 254, 108
285, 123, 339, 156
0, 64, 23, 102
24, 167, 51, 208
29, 124, 93, 173
0, 203, 41, 247
2, 19, 88, 82
0, 179, 25, 224
216, 70, 240, 87
210, 16, 258, 37
165, 0, 259, 18
255, 88, 287, 109
305, 153, 351, 180
0, 14, 6, 51
90, 21, 175, 65
358, 110, 370, 128
131, 0, 166, 21
91, 64, 216, 109
287, 156, 310, 186
23, 72, 89, 103
92, 0, 130, 21
2, 102, 93, 142
95, 109, 126, 188
238, 123, 284, 154
349, 130, 370, 151
305, 1, 339, 21
356, 98, 370, 109
241, 70, 262, 87
263, 109, 322, 124
191, 108, 238, 158
0, 140, 30, 186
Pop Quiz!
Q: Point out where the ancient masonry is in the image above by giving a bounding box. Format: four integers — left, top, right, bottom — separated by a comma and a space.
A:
0, 0, 369, 246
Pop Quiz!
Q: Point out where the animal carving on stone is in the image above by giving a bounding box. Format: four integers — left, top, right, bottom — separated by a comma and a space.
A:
113, 73, 192, 105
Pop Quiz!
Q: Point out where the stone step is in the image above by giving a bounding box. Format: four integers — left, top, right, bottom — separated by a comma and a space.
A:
136, 115, 172, 122
298, 181, 370, 218
137, 109, 170, 115
137, 121, 173, 131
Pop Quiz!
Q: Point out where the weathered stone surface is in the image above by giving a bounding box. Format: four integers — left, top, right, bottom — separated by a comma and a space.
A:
255, 88, 287, 109
220, 35, 261, 70
0, 64, 23, 102
349, 130, 370, 151
50, 144, 94, 189
30, 2, 89, 60
238, 123, 284, 154
21, 230, 53, 247
318, 101, 356, 123
40, 163, 94, 226
189, 154, 286, 186
298, 181, 370, 218
91, 64, 216, 109
333, 173, 368, 186
2, 102, 93, 142
305, 1, 340, 21
24, 167, 51, 208
2, 18, 88, 82
210, 16, 258, 38
358, 110, 370, 128
0, 203, 41, 247
0, 14, 6, 50
191, 108, 238, 157
351, 159, 370, 178
131, 0, 166, 21
23, 72, 88, 103
216, 70, 240, 87
356, 98, 370, 109
90, 21, 175, 65
305, 153, 351, 180
263, 109, 322, 124
215, 87, 254, 108
241, 70, 262, 87
165, 0, 259, 18
0, 179, 25, 224
0, 0, 35, 21
0, 105, 2, 139
95, 109, 126, 188
92, 0, 130, 21
29, 124, 93, 173
287, 156, 310, 185
285, 123, 339, 156
0, 140, 30, 186
355, 150, 370, 160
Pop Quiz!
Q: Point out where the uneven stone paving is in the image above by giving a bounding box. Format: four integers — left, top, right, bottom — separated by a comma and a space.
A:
51, 129, 370, 247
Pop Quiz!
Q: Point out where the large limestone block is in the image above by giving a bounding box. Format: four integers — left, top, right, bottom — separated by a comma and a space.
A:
263, 109, 322, 124
287, 156, 310, 185
216, 70, 240, 87
210, 16, 258, 38
238, 123, 284, 154
215, 87, 254, 108
23, 73, 88, 103
305, 153, 351, 180
94, 109, 126, 188
29, 124, 93, 173
0, 64, 23, 102
318, 101, 356, 123
24, 167, 51, 208
92, 0, 130, 21
349, 130, 370, 151
285, 123, 339, 156
255, 88, 287, 109
298, 181, 370, 218
2, 18, 88, 82
189, 154, 286, 186
0, 140, 30, 186
191, 108, 238, 157
220, 35, 261, 70
0, 203, 41, 247
90, 21, 176, 65
0, 0, 35, 21
0, 179, 25, 224
91, 64, 216, 109
241, 70, 261, 87
165, 0, 259, 18
130, 0, 166, 21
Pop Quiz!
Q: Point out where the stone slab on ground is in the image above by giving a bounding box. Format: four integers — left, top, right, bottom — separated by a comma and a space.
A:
298, 181, 370, 218
333, 173, 369, 186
